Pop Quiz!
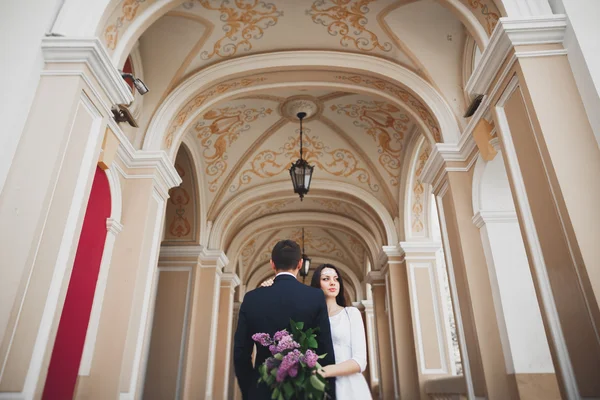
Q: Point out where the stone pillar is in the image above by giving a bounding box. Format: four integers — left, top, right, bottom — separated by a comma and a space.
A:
400, 242, 456, 398
74, 146, 179, 400
366, 271, 395, 400
362, 299, 379, 395
230, 302, 242, 400
182, 249, 228, 400
421, 146, 519, 399
213, 273, 240, 400
497, 0, 552, 18
468, 15, 600, 398
0, 37, 134, 398
381, 247, 421, 399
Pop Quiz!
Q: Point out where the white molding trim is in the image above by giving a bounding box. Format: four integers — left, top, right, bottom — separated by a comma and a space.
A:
220, 272, 241, 288
466, 15, 567, 97
494, 76, 579, 398
144, 51, 461, 156
472, 211, 518, 228
106, 218, 123, 235
400, 241, 443, 255
41, 37, 133, 106
159, 244, 203, 259
382, 245, 405, 260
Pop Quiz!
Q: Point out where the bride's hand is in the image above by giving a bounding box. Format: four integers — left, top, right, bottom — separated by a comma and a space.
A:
313, 365, 329, 378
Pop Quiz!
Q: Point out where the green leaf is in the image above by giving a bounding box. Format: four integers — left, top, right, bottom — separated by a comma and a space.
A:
283, 382, 294, 398
307, 337, 318, 348
310, 375, 326, 392
296, 321, 304, 330
272, 388, 280, 399
278, 394, 284, 400
274, 353, 283, 360
271, 368, 277, 377
318, 353, 327, 359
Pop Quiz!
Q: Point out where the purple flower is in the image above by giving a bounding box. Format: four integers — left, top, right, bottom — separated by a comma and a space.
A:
303, 349, 318, 369
276, 350, 302, 382
265, 357, 279, 371
273, 329, 289, 342
252, 333, 272, 347
274, 335, 300, 353
269, 344, 277, 355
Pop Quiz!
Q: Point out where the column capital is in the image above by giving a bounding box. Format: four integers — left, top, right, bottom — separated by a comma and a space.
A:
400, 241, 442, 260
220, 273, 241, 288
157, 245, 228, 270
361, 300, 374, 313
466, 14, 567, 98
366, 270, 386, 286
472, 210, 518, 228
106, 218, 123, 236
352, 302, 366, 311
420, 134, 477, 190
114, 124, 182, 199
41, 37, 133, 109
200, 248, 229, 269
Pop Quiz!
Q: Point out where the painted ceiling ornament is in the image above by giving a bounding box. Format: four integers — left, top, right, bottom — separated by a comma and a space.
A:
411, 142, 431, 233
465, 0, 500, 35
331, 100, 409, 186
306, 0, 392, 52
335, 75, 442, 142
167, 163, 192, 238
164, 76, 267, 149
104, 0, 147, 50
195, 105, 273, 192
279, 96, 323, 122
230, 128, 379, 193
199, 0, 283, 59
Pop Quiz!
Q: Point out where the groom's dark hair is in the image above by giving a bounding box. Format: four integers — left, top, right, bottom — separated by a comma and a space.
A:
271, 240, 302, 271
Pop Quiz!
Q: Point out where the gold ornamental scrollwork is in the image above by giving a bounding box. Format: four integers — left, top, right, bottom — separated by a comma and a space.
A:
195, 105, 273, 192
307, 0, 392, 52
466, 0, 500, 35
167, 163, 192, 238
164, 76, 267, 149
199, 0, 283, 59
411, 142, 431, 233
331, 100, 409, 186
230, 129, 379, 193
335, 75, 441, 142
104, 0, 147, 50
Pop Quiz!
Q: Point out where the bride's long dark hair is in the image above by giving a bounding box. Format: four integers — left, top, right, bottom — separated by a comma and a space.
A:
310, 264, 347, 307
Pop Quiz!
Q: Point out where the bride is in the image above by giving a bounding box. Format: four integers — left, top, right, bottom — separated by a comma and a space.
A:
311, 264, 372, 400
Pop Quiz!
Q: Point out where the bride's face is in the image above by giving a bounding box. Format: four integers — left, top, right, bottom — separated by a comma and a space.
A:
319, 268, 340, 298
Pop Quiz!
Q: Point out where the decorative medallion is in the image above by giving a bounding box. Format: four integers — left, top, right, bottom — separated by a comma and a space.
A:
307, 0, 392, 52
279, 96, 323, 122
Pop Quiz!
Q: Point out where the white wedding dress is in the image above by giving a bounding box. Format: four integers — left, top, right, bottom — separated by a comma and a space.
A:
329, 307, 372, 399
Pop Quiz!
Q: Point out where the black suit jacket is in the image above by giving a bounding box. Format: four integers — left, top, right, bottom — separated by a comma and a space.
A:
234, 274, 336, 400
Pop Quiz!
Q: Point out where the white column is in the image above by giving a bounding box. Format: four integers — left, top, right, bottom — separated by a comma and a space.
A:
500, 0, 553, 17
362, 299, 379, 390
78, 218, 124, 376
473, 211, 554, 375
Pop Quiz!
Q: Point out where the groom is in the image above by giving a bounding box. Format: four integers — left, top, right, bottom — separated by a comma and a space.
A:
234, 240, 336, 399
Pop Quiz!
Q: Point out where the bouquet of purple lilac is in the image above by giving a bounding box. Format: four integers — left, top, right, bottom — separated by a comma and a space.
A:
252, 319, 329, 400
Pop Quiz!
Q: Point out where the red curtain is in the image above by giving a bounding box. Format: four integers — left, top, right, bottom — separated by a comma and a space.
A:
42, 167, 111, 399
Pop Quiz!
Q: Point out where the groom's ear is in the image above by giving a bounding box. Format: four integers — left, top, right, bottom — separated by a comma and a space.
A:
270, 259, 277, 272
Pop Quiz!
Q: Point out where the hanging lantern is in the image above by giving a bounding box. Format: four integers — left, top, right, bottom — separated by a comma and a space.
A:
289, 112, 314, 201
299, 227, 311, 282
